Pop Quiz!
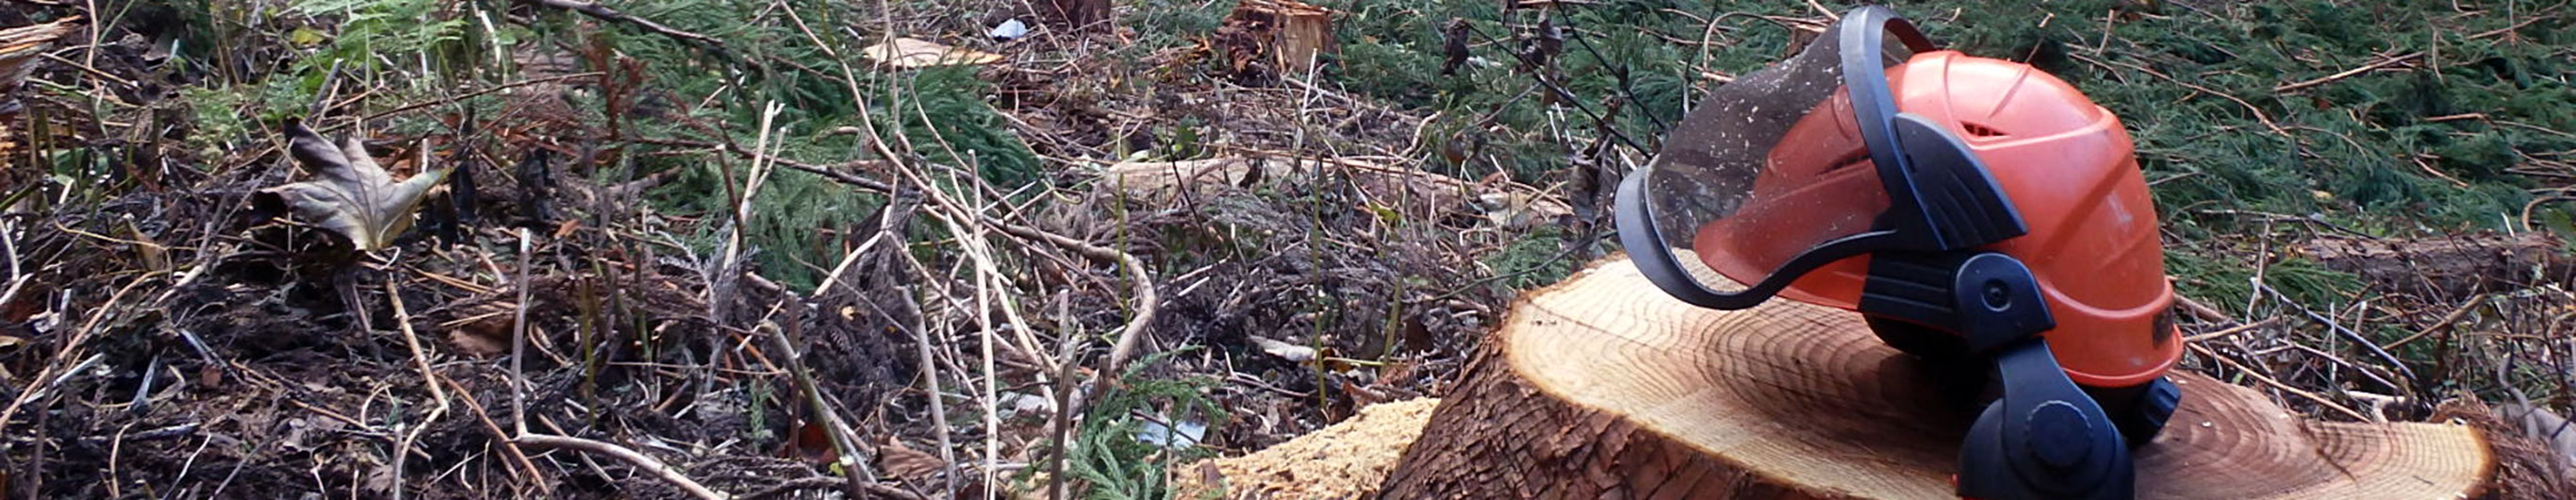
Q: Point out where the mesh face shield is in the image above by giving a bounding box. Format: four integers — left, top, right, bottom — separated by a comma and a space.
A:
1618, 8, 2023, 310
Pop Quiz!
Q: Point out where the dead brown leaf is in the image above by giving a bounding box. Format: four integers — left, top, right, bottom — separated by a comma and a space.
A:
445, 329, 505, 358
440, 300, 516, 358
775, 421, 837, 464
875, 437, 947, 481
256, 125, 452, 251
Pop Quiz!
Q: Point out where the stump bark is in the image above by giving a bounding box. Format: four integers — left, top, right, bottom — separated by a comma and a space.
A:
1378, 258, 2496, 499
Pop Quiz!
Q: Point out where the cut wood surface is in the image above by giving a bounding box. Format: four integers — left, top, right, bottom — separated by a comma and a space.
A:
1372, 258, 2496, 499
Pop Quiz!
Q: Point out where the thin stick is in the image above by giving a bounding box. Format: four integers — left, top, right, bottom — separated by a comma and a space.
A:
2189, 343, 2373, 422
512, 228, 534, 435
2381, 295, 2485, 350
444, 377, 549, 495
38, 51, 133, 88
2469, 10, 2551, 40
515, 434, 728, 500
965, 214, 1003, 496
854, 242, 961, 495
2274, 52, 2422, 93
516, 0, 729, 55
386, 281, 453, 500
627, 137, 896, 192
2174, 294, 2234, 323
2182, 317, 2283, 343
2256, 282, 2418, 382
388, 281, 451, 404
2103, 58, 2289, 137
764, 319, 882, 490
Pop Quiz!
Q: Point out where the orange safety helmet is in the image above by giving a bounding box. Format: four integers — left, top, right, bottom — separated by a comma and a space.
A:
1693, 51, 2181, 390
1616, 7, 2180, 499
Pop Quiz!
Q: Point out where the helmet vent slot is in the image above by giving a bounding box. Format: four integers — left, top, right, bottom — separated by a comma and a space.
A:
1823, 149, 1874, 173
1961, 122, 2007, 138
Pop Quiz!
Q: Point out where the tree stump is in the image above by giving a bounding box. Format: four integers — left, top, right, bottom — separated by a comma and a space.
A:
1378, 258, 2496, 499
1042, 0, 1113, 31
1214, 0, 1335, 84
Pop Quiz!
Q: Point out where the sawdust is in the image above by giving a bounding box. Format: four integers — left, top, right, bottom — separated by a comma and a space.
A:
1171, 398, 1440, 499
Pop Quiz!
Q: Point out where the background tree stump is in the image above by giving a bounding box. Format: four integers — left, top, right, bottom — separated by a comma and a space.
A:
1376, 258, 2497, 499
1043, 0, 1113, 31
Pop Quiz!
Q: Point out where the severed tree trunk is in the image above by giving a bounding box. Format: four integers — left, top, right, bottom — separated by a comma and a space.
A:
2303, 231, 2571, 299
1376, 258, 2499, 499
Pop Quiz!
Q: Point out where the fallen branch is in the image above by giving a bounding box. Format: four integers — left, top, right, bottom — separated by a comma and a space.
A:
2274, 52, 2421, 93
763, 318, 883, 492
518, 0, 730, 57
387, 281, 451, 405
515, 434, 729, 500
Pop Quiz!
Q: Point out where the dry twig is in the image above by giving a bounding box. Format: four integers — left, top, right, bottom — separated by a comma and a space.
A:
386, 280, 452, 500
2274, 52, 2422, 93
515, 434, 730, 500
517, 0, 730, 57
2183, 317, 2285, 343
2190, 343, 2374, 422
2383, 295, 2488, 350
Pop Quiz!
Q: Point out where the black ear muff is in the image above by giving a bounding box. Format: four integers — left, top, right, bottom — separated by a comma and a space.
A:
1957, 341, 2137, 500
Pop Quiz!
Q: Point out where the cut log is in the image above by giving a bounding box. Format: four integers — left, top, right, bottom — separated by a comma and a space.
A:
1376, 258, 2498, 499
2302, 231, 2570, 299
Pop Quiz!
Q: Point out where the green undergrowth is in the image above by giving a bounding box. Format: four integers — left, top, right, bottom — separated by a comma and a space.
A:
173, 0, 1049, 290
1054, 351, 1229, 500
1304, 0, 2574, 298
